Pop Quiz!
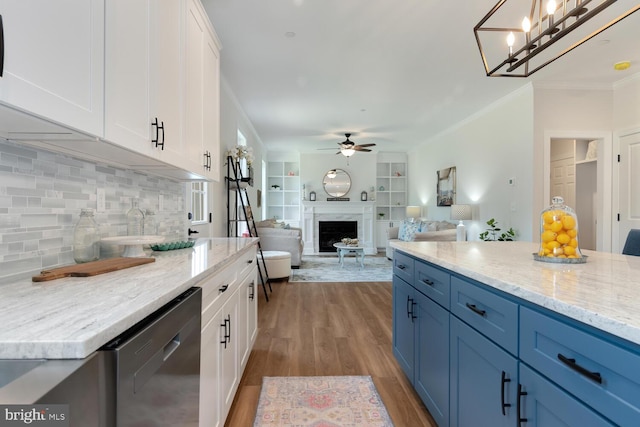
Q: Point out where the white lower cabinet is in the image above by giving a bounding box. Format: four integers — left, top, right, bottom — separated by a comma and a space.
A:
199, 246, 257, 427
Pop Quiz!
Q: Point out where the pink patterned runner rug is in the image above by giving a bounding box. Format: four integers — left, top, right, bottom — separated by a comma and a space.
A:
253, 375, 394, 426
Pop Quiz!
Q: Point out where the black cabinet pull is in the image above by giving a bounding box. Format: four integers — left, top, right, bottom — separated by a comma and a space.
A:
220, 318, 228, 348
501, 371, 512, 416
207, 152, 212, 170
159, 120, 165, 149
249, 281, 255, 301
151, 118, 159, 147
247, 259, 254, 264
517, 383, 528, 426
408, 298, 417, 322
218, 284, 229, 293
421, 278, 434, 286
0, 15, 4, 77
466, 302, 487, 317
557, 353, 602, 384
203, 152, 209, 168
225, 315, 231, 344
397, 264, 406, 270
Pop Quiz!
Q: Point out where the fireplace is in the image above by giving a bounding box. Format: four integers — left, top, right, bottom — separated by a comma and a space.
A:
318, 221, 357, 252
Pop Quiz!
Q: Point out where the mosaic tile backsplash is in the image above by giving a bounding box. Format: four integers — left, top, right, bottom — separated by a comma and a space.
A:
0, 139, 188, 281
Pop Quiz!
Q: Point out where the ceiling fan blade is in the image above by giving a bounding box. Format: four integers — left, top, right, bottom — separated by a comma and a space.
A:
356, 143, 376, 148
354, 148, 372, 152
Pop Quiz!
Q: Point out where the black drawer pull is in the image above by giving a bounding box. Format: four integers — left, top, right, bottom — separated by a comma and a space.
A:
466, 303, 486, 317
219, 284, 229, 293
397, 264, 406, 270
247, 259, 254, 264
501, 371, 511, 415
0, 15, 4, 77
421, 278, 434, 286
517, 383, 528, 426
557, 353, 602, 384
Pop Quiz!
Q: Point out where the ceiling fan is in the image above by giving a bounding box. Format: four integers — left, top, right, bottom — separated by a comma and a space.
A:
320, 133, 376, 158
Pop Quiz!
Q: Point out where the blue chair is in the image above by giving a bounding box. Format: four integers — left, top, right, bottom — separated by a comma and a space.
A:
622, 229, 640, 256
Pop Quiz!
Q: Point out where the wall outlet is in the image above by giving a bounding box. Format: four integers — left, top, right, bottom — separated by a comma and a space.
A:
158, 194, 164, 212
97, 188, 106, 212
508, 177, 516, 186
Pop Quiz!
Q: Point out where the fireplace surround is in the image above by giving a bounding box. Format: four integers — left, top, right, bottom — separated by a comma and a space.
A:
302, 201, 376, 255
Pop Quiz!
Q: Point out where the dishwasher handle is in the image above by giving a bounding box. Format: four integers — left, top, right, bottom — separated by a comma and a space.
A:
163, 332, 180, 361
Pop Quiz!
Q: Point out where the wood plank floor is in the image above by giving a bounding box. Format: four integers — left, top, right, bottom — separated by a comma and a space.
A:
224, 278, 437, 427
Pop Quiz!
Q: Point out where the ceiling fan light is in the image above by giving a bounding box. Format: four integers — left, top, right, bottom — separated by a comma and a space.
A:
341, 148, 356, 157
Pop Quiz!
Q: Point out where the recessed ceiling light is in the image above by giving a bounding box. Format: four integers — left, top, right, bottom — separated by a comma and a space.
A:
284, 32, 296, 38
614, 61, 631, 71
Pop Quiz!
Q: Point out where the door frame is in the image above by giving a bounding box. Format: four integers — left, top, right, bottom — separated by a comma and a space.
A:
544, 130, 613, 252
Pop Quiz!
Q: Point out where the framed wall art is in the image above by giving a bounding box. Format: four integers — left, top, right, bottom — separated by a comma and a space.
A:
437, 166, 456, 206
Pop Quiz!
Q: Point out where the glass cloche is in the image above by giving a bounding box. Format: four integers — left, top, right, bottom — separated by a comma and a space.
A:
535, 196, 585, 263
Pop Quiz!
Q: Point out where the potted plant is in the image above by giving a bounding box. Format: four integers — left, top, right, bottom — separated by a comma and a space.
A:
479, 218, 516, 241
378, 212, 385, 220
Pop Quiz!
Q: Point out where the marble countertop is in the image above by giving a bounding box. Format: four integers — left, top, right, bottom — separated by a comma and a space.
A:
0, 238, 258, 359
390, 241, 640, 347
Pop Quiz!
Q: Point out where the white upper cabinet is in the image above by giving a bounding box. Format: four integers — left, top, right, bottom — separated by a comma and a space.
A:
0, 0, 104, 136
185, 0, 221, 181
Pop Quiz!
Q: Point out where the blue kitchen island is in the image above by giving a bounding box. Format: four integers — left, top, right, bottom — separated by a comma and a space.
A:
390, 240, 640, 427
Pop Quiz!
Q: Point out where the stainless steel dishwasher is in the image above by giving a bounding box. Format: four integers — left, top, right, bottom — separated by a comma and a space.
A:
101, 287, 202, 427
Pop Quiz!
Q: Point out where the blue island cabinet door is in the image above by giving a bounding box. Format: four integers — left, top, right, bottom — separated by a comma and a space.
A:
450, 317, 517, 427
414, 290, 450, 427
393, 276, 415, 381
518, 364, 613, 427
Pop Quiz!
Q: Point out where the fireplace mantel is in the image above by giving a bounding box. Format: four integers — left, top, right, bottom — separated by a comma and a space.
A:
302, 201, 376, 255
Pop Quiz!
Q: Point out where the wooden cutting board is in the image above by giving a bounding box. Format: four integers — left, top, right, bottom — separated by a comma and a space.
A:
33, 257, 155, 282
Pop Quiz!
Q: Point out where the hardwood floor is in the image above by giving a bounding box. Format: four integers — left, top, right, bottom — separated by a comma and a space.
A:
224, 278, 437, 427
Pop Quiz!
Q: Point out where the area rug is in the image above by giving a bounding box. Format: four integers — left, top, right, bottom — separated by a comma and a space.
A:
253, 375, 394, 426
289, 256, 392, 283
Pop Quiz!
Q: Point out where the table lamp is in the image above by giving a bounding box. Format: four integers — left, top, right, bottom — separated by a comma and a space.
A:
451, 204, 472, 241
405, 206, 421, 222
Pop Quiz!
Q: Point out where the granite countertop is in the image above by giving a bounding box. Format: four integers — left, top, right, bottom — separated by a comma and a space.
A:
390, 241, 640, 347
0, 238, 258, 359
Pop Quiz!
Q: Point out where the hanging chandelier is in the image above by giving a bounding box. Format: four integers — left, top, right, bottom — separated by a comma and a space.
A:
474, 0, 640, 77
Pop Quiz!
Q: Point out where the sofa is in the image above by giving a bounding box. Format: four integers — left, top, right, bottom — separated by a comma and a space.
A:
386, 220, 457, 259
255, 219, 304, 268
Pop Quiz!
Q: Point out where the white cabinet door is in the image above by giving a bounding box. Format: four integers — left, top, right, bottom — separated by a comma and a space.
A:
238, 268, 257, 369
199, 308, 222, 427
219, 288, 239, 423
104, 0, 154, 156
0, 0, 104, 136
185, 0, 221, 180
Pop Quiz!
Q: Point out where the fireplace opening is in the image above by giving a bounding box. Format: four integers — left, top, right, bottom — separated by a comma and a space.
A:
318, 221, 357, 252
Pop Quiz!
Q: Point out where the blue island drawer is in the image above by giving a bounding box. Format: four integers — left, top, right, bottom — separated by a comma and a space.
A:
415, 261, 450, 309
393, 251, 414, 284
520, 307, 640, 426
450, 276, 518, 355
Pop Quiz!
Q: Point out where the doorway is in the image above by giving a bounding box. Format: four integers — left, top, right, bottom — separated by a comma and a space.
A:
544, 131, 612, 252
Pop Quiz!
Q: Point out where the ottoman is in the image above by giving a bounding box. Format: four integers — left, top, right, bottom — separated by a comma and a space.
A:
261, 250, 291, 279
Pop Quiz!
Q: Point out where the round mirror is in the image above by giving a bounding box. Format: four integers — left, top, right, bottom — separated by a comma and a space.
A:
323, 169, 351, 197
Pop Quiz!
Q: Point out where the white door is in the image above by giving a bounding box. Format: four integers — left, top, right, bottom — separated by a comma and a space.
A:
618, 130, 640, 252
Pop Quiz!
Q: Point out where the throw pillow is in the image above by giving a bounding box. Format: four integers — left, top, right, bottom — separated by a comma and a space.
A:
421, 221, 438, 232
398, 219, 421, 241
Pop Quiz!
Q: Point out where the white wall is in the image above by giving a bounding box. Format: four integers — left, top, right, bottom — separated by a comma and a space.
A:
408, 85, 535, 241
613, 74, 640, 131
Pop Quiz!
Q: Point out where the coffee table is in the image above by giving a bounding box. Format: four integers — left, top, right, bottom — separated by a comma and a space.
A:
333, 243, 366, 268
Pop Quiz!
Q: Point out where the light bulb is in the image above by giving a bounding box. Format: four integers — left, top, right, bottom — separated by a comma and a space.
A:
547, 0, 556, 16
522, 17, 531, 33
507, 32, 515, 47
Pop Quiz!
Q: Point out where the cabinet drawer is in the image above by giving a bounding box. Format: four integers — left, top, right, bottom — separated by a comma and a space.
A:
415, 261, 450, 309
200, 265, 237, 326
520, 307, 640, 426
238, 246, 257, 281
393, 251, 414, 284
450, 276, 518, 355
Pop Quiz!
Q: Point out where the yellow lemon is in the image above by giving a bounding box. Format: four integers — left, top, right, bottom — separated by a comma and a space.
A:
542, 211, 555, 224
552, 246, 564, 255
538, 250, 545, 256
546, 241, 561, 250
556, 233, 570, 245
567, 229, 577, 238
561, 215, 576, 230
563, 246, 576, 256
543, 223, 552, 230
550, 221, 563, 233
570, 238, 578, 248
541, 230, 557, 242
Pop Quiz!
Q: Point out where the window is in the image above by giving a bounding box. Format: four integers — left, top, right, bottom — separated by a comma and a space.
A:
189, 181, 208, 224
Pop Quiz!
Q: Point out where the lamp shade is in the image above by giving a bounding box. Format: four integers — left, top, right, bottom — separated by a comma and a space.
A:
451, 204, 472, 221
406, 206, 421, 219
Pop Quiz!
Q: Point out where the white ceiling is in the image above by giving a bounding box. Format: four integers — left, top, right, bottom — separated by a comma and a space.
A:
202, 0, 640, 154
